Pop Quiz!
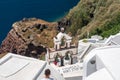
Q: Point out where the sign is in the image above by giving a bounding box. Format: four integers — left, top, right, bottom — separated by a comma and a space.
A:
57, 63, 82, 74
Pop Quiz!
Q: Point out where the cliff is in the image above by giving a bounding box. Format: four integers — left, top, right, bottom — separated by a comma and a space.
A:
66, 0, 120, 39
1, 0, 120, 58
0, 18, 58, 58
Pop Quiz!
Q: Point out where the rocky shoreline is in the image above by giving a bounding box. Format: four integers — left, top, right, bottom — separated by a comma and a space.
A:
0, 18, 58, 58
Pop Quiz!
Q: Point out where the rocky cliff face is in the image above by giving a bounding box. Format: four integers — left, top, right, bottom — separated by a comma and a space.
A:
1, 0, 120, 58
0, 18, 58, 58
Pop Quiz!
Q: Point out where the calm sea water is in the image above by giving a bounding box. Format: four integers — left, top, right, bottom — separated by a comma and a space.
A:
0, 0, 79, 44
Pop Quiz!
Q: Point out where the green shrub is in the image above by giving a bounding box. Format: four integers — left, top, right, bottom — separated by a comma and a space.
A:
90, 13, 120, 38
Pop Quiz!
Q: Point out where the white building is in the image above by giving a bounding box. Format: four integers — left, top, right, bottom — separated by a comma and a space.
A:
51, 62, 83, 80
77, 40, 104, 62
0, 53, 65, 80
83, 46, 120, 80
91, 35, 103, 40
105, 33, 120, 45
53, 32, 72, 50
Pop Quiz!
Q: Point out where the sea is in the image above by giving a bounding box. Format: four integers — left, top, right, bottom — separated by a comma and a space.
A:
0, 0, 79, 44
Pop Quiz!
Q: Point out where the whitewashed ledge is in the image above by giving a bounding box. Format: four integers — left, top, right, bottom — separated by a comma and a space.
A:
0, 53, 65, 80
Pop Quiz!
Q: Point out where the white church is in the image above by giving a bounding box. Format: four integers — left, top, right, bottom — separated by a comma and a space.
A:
53, 27, 72, 50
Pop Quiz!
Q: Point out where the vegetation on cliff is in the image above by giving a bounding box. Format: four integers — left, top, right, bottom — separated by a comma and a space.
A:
66, 0, 120, 39
1, 0, 120, 58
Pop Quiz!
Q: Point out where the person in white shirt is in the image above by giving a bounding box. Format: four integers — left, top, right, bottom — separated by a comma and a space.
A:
41, 69, 54, 80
